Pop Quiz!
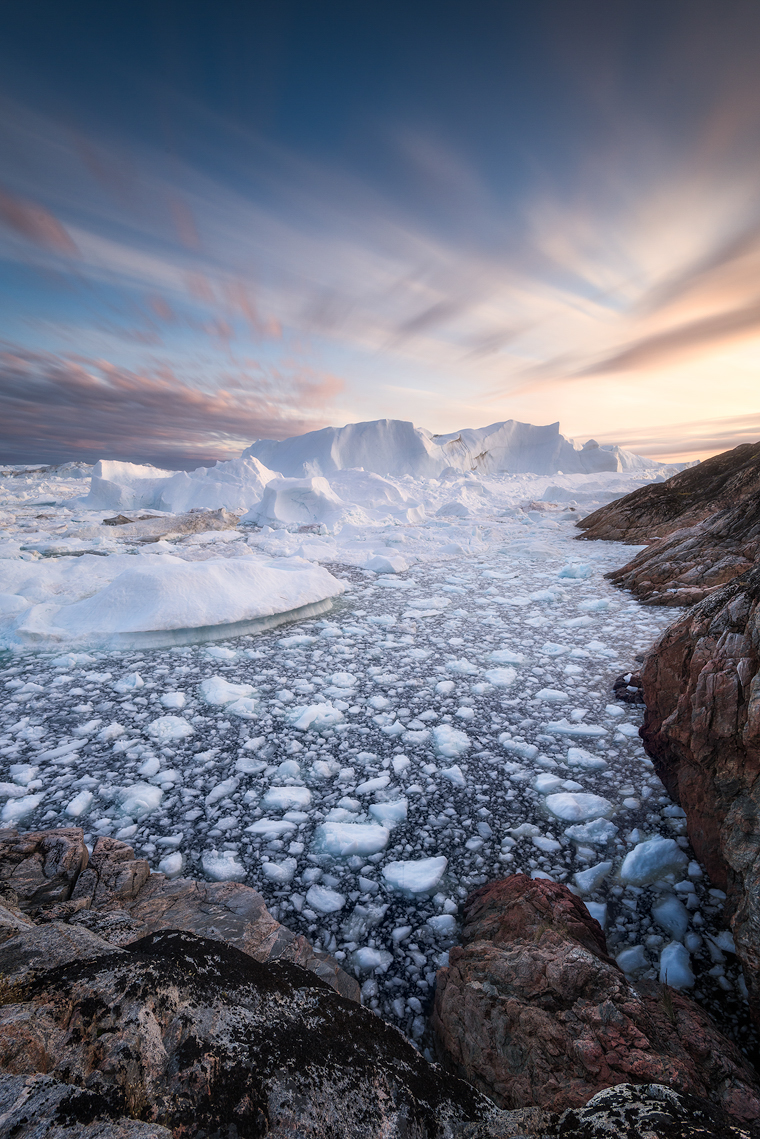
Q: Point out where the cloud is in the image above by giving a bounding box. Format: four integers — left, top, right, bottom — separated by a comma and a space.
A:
0, 187, 79, 255
0, 345, 343, 467
592, 411, 760, 460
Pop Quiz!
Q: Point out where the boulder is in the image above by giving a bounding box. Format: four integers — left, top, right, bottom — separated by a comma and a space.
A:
0, 926, 506, 1138
639, 566, 760, 1021
431, 875, 760, 1120
0, 1072, 172, 1138
0, 829, 359, 1003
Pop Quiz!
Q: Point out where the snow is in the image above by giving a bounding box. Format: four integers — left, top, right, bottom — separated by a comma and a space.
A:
620, 838, 689, 886
383, 856, 448, 895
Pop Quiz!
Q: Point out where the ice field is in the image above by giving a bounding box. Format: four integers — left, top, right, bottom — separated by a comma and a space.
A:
0, 428, 753, 1056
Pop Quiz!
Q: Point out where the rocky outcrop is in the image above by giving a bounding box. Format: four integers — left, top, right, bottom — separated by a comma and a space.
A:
639, 567, 760, 1021
0, 925, 506, 1138
576, 442, 760, 545
0, 827, 359, 1002
431, 875, 760, 1121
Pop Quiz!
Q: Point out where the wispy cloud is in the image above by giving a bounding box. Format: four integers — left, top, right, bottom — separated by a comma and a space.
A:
0, 345, 342, 466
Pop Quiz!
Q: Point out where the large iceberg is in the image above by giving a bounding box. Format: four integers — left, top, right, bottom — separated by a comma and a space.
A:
81, 456, 277, 514
243, 418, 662, 478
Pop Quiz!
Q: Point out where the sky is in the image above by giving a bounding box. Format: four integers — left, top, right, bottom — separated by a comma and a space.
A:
2, 0, 760, 467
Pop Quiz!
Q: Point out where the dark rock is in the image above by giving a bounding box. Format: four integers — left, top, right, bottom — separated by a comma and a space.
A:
639, 567, 760, 1021
612, 670, 645, 704
0, 830, 359, 1003
0, 1072, 172, 1137
0, 925, 508, 1138
431, 876, 760, 1120
576, 442, 760, 546
549, 1082, 759, 1139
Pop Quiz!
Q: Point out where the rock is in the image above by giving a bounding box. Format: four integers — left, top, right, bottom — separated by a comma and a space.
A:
0, 828, 88, 913
639, 566, 760, 1021
0, 1072, 172, 1137
0, 926, 506, 1138
549, 1082, 758, 1139
612, 670, 644, 704
577, 442, 760, 545
0, 920, 124, 982
431, 875, 760, 1120
0, 829, 359, 1003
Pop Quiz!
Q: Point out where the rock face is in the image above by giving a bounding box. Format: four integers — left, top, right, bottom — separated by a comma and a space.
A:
574, 442, 760, 606
0, 926, 508, 1139
431, 875, 760, 1121
577, 442, 760, 545
0, 827, 359, 1002
639, 566, 760, 1021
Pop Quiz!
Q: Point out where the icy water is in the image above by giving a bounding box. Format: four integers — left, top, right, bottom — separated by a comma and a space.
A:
0, 527, 755, 1059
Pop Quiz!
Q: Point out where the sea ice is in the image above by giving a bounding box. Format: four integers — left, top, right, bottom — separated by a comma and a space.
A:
545, 793, 614, 822
659, 941, 695, 988
620, 838, 689, 886
382, 856, 448, 895
312, 822, 389, 857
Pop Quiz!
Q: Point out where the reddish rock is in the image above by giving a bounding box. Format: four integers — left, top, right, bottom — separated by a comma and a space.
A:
0, 828, 88, 913
639, 566, 760, 1020
431, 875, 760, 1121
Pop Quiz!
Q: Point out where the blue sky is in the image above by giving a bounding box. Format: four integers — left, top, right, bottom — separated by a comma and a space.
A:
2, 0, 760, 465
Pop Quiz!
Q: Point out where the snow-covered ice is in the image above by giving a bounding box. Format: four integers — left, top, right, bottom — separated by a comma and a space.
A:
0, 432, 744, 1050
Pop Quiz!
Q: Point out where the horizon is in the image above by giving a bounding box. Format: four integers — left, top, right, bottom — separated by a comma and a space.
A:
2, 1, 760, 467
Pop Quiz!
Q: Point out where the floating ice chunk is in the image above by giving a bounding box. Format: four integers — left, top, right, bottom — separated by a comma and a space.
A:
200, 675, 255, 706
565, 747, 607, 771
557, 563, 591, 579
545, 792, 614, 822
615, 723, 641, 738
202, 849, 246, 882
659, 941, 694, 988
435, 680, 455, 695
456, 706, 475, 720
8, 765, 39, 787
616, 945, 649, 975
531, 870, 555, 881
246, 819, 297, 837
488, 648, 524, 665
392, 755, 411, 776
533, 773, 564, 795
533, 835, 561, 853
113, 672, 144, 694
95, 722, 125, 743
146, 716, 194, 742
438, 765, 466, 788
564, 818, 619, 845
508, 823, 541, 838
383, 855, 447, 895
573, 861, 613, 893
236, 755, 267, 775
355, 774, 391, 794
352, 946, 393, 973
604, 704, 625, 718
306, 884, 346, 913
0, 783, 29, 800
427, 914, 457, 935
366, 553, 408, 574
584, 901, 607, 929
286, 703, 344, 732
483, 667, 516, 687
500, 737, 539, 760
138, 756, 161, 778
652, 895, 690, 941
713, 930, 736, 954
368, 694, 390, 710
330, 671, 357, 688
118, 783, 163, 819
313, 822, 389, 857
206, 645, 237, 660
369, 799, 408, 827
433, 725, 470, 758
620, 838, 688, 886
273, 759, 302, 782
579, 598, 610, 612
544, 719, 607, 738
446, 658, 478, 675
262, 858, 298, 884
540, 643, 570, 657
158, 852, 184, 879
262, 786, 312, 811
160, 692, 186, 710
535, 688, 568, 702
1, 794, 43, 825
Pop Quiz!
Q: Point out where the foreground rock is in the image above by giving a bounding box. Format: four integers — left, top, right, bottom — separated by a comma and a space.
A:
639, 566, 760, 1021
0, 926, 505, 1138
577, 442, 760, 546
0, 827, 359, 1001
431, 875, 760, 1121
